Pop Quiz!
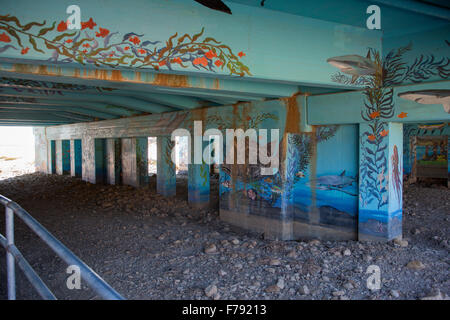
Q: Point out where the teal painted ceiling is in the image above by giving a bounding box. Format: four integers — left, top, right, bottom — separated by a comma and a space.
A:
0, 0, 448, 126
228, 0, 449, 37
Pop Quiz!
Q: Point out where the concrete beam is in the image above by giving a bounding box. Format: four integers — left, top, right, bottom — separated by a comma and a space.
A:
0, 0, 380, 87
307, 81, 450, 125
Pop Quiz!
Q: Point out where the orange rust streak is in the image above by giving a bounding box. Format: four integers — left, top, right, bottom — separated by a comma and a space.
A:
281, 94, 301, 135
213, 78, 220, 90
153, 74, 189, 88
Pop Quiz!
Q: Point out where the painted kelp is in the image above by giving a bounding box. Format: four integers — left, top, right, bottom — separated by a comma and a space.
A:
328, 41, 450, 240
0, 14, 250, 76
285, 125, 359, 240
199, 99, 362, 240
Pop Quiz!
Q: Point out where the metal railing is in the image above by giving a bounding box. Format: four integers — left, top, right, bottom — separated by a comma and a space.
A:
0, 194, 124, 300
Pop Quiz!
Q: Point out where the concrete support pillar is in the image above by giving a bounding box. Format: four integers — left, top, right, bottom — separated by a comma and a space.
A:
82, 137, 106, 184
447, 136, 449, 188
106, 138, 122, 185
156, 136, 176, 197
358, 122, 403, 241
55, 140, 70, 175
70, 139, 82, 177
121, 137, 148, 188
33, 127, 48, 173
188, 140, 210, 208
48, 140, 56, 174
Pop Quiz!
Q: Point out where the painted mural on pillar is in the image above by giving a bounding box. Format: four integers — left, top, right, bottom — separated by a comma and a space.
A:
285, 125, 359, 240
326, 44, 450, 240
403, 123, 449, 183
0, 14, 250, 76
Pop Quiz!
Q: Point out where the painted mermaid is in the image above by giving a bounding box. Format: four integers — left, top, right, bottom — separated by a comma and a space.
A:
391, 145, 402, 201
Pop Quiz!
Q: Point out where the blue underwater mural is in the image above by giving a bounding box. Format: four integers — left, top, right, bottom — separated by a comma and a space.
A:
403, 123, 449, 175
284, 126, 359, 240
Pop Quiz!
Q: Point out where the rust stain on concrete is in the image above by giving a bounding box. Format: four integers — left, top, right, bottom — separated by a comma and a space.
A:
153, 74, 189, 88
279, 92, 303, 176
213, 78, 220, 90
281, 93, 302, 135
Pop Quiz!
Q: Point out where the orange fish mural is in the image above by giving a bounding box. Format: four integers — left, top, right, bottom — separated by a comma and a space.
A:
397, 112, 408, 119
368, 134, 376, 141
380, 130, 389, 137
369, 111, 380, 119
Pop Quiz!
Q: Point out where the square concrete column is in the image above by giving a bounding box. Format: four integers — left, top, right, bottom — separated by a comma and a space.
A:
82, 137, 106, 184
33, 127, 48, 173
359, 122, 403, 241
447, 137, 449, 188
106, 138, 122, 185
188, 140, 210, 208
70, 139, 82, 177
121, 137, 148, 188
48, 140, 56, 174
156, 136, 176, 197
55, 140, 70, 175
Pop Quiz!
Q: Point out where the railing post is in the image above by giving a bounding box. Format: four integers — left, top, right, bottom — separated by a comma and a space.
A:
6, 206, 16, 300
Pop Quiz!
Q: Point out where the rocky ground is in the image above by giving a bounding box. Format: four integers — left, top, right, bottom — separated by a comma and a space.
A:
0, 173, 448, 300
0, 157, 34, 180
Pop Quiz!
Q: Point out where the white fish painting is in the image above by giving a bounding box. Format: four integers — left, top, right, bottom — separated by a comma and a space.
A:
398, 90, 450, 114
327, 52, 377, 83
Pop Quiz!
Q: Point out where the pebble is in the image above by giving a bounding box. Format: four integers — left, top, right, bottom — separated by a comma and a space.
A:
265, 284, 280, 293
390, 290, 400, 298
231, 238, 240, 245
343, 249, 351, 256
299, 285, 310, 295
287, 250, 297, 258
204, 244, 217, 254
205, 285, 218, 298
393, 238, 408, 247
276, 278, 285, 290
406, 260, 426, 270
332, 290, 345, 297
269, 258, 281, 266
420, 289, 446, 300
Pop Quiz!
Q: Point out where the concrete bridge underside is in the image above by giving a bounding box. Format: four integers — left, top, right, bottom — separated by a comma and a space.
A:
1, 0, 449, 241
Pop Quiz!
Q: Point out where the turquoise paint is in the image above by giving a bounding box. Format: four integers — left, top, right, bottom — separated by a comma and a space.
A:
188, 139, 210, 206
157, 136, 176, 197
0, 0, 380, 87
50, 140, 56, 174
358, 122, 403, 241
229, 0, 448, 37
383, 24, 450, 86
61, 139, 71, 174
74, 139, 82, 177
308, 81, 450, 125
94, 138, 106, 183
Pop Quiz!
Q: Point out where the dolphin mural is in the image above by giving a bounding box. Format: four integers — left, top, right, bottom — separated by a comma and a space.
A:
307, 170, 357, 196
398, 90, 450, 114
327, 52, 377, 83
